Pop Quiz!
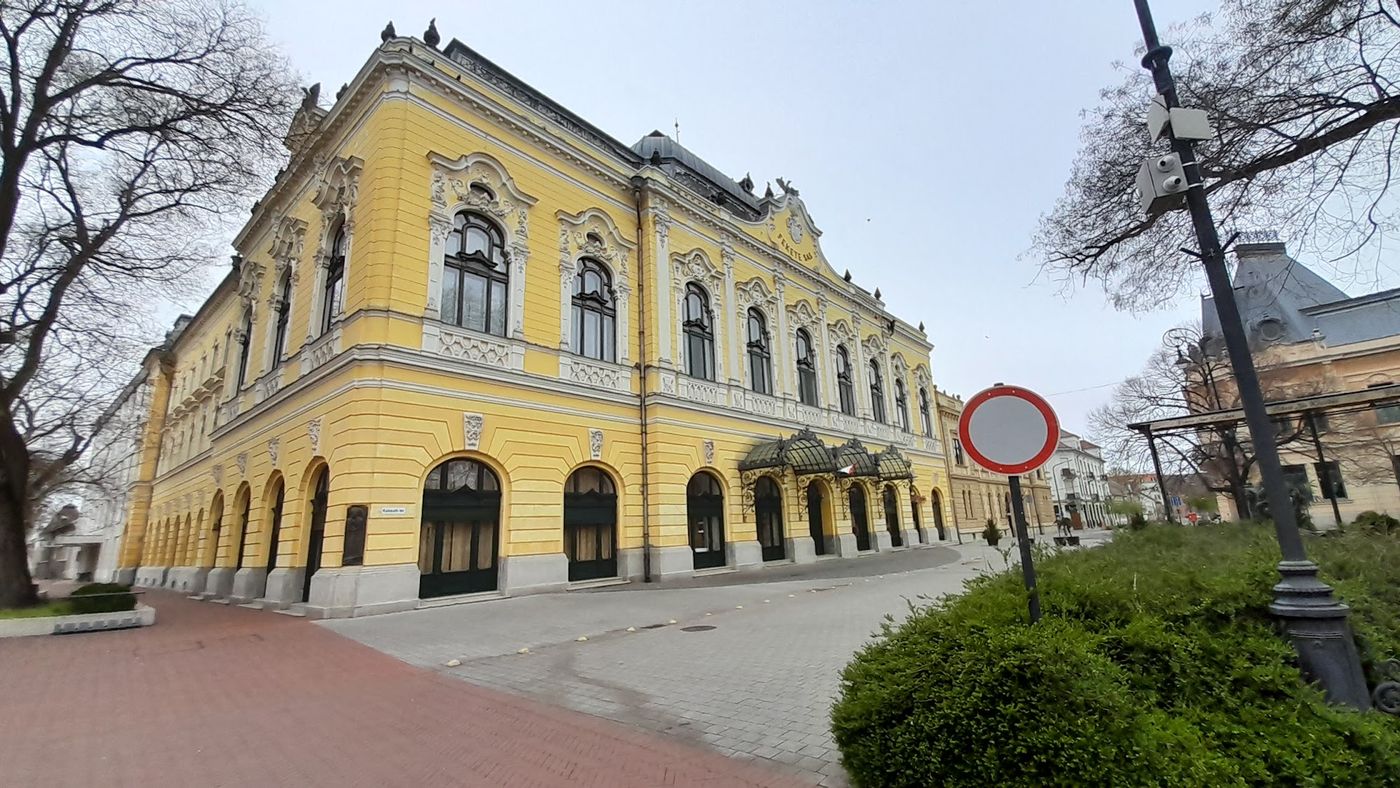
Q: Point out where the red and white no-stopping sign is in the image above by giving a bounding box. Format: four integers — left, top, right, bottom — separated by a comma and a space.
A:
957, 385, 1059, 476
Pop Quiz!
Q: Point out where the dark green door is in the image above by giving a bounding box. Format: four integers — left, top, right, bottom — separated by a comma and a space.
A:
688, 473, 726, 570
419, 459, 500, 598
755, 477, 786, 562
884, 486, 903, 547
565, 468, 617, 582
807, 483, 827, 556
302, 471, 328, 603
849, 485, 871, 551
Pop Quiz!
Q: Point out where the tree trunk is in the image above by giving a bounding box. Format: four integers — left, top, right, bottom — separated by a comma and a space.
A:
0, 504, 37, 608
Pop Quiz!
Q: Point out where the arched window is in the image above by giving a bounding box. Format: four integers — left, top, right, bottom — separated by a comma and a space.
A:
836, 345, 855, 416
869, 360, 886, 423
919, 387, 933, 437
795, 328, 818, 406
571, 258, 616, 362
895, 378, 911, 432
442, 211, 508, 336
235, 308, 253, 388
683, 282, 715, 380
746, 308, 773, 395
272, 270, 293, 364
322, 223, 346, 333
420, 458, 500, 598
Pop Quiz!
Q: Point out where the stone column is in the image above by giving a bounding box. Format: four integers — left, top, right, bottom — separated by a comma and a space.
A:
852, 315, 870, 419
817, 298, 835, 409
652, 203, 673, 366
724, 253, 740, 386
773, 274, 792, 399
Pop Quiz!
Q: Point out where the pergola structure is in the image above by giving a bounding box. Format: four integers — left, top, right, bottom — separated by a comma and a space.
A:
1127, 383, 1400, 526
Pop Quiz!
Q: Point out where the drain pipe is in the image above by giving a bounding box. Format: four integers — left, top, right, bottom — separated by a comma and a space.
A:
632, 175, 653, 583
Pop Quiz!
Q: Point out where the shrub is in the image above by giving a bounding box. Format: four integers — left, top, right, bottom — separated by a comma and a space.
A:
1353, 510, 1400, 536
982, 518, 1001, 546
831, 524, 1400, 787
67, 583, 136, 615
1128, 511, 1148, 530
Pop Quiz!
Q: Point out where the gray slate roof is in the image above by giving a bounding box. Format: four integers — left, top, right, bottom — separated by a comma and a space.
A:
1201, 241, 1400, 350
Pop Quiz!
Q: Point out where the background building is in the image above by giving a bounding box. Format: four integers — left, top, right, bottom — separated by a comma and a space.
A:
1048, 430, 1110, 528
936, 388, 1053, 538
109, 26, 954, 617
1194, 240, 1400, 525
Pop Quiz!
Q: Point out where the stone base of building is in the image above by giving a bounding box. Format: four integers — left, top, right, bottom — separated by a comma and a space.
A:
832, 532, 861, 557
726, 540, 763, 569
305, 564, 419, 619
113, 567, 137, 586
875, 530, 894, 551
902, 529, 921, 549
785, 535, 817, 564
502, 553, 569, 593
618, 546, 693, 580
230, 568, 267, 603
260, 567, 306, 608
134, 566, 167, 588
166, 566, 209, 595
204, 567, 235, 599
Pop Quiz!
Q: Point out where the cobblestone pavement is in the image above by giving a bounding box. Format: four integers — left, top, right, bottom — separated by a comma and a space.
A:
325, 542, 1048, 786
0, 593, 806, 787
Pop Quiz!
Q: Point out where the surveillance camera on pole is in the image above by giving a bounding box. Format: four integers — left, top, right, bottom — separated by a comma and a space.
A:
1135, 152, 1188, 215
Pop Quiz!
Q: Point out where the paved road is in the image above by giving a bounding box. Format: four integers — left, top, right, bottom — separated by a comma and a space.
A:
0, 593, 806, 787
325, 542, 1029, 786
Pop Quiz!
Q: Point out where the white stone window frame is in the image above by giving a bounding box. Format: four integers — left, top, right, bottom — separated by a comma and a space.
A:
828, 317, 857, 414
556, 208, 634, 392
262, 215, 306, 376
734, 276, 780, 395
673, 248, 726, 383
787, 298, 823, 406
306, 156, 362, 345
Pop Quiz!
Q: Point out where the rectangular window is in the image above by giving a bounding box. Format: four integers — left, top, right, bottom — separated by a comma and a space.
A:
460, 273, 485, 330
1369, 383, 1400, 424
839, 381, 855, 415
489, 279, 507, 335
441, 270, 460, 324
953, 439, 965, 466
1314, 460, 1347, 500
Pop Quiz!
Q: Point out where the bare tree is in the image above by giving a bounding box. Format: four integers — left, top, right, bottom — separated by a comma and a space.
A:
1034, 0, 1400, 309
0, 0, 293, 608
1090, 324, 1318, 517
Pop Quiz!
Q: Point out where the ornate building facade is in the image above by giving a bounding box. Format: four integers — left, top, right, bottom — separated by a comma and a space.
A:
113, 27, 953, 616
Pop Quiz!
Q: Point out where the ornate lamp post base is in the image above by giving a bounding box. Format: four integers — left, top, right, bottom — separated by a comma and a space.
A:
1270, 561, 1372, 708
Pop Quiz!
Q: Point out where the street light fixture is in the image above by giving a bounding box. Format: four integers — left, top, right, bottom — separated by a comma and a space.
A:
1130, 0, 1371, 708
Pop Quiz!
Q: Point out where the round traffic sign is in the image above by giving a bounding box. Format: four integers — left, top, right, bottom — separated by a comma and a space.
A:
957, 385, 1059, 475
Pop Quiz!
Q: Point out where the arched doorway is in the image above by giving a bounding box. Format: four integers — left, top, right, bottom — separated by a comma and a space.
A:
233, 487, 251, 571
848, 484, 871, 551
564, 467, 617, 581
910, 486, 926, 544
807, 481, 827, 556
419, 458, 500, 597
303, 467, 329, 602
883, 485, 903, 547
755, 477, 786, 562
205, 493, 224, 567
266, 478, 285, 574
687, 472, 726, 570
930, 489, 947, 540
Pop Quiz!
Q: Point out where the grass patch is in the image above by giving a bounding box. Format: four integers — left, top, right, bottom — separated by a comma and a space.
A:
0, 600, 75, 619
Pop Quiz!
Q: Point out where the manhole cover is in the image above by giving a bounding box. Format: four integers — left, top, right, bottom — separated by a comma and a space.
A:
680, 625, 716, 632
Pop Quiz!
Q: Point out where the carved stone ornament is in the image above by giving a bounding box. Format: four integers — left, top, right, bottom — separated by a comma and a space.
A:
464, 412, 484, 451
236, 258, 265, 307
236, 452, 248, 477
268, 215, 308, 267
786, 299, 821, 332
267, 437, 280, 466
787, 213, 804, 243
703, 440, 715, 465
589, 428, 604, 460
308, 417, 323, 456
735, 277, 776, 309
211, 464, 223, 486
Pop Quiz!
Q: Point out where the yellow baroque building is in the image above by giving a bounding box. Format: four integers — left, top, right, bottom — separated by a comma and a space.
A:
116, 30, 952, 617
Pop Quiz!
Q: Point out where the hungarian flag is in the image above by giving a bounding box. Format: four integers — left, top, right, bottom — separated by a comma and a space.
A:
837, 464, 855, 475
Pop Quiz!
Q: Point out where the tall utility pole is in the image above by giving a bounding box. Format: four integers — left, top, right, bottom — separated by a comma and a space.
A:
1131, 0, 1371, 708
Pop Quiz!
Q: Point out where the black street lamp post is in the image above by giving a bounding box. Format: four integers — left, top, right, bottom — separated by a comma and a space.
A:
1131, 0, 1371, 708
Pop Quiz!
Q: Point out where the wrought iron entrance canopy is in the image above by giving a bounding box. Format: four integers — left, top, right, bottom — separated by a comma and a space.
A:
738, 427, 839, 476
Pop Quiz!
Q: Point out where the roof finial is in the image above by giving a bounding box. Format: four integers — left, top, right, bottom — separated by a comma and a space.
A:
918, 321, 925, 332
739, 173, 754, 193
423, 18, 440, 48
764, 182, 774, 199
874, 287, 882, 300
674, 117, 680, 143
843, 269, 852, 282
381, 21, 396, 42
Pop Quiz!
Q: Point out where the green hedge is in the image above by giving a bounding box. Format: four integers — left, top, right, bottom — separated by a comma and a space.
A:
831, 524, 1400, 787
67, 582, 136, 615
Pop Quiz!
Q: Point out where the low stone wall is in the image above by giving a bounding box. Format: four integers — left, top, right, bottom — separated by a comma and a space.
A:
0, 603, 156, 638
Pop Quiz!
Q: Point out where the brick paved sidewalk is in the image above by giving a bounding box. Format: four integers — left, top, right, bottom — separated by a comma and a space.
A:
0, 593, 807, 788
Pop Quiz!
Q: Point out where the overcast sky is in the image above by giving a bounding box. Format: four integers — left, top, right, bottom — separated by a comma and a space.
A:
223, 0, 1393, 437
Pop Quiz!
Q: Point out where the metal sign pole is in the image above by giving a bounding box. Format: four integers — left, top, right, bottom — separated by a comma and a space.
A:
1008, 475, 1041, 623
